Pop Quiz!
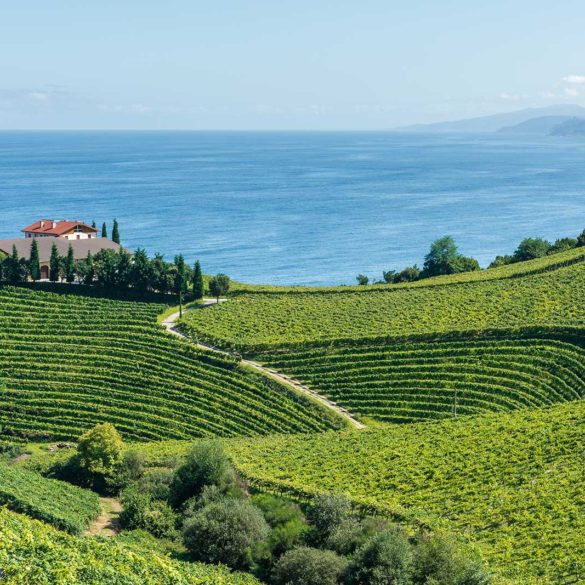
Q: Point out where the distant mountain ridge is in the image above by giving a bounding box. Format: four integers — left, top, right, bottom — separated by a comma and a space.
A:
399, 104, 585, 134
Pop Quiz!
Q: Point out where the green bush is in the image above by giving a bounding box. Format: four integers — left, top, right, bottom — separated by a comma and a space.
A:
119, 484, 178, 539
77, 423, 124, 476
306, 493, 353, 547
412, 534, 491, 585
345, 527, 413, 585
271, 547, 348, 585
170, 440, 238, 509
182, 498, 270, 570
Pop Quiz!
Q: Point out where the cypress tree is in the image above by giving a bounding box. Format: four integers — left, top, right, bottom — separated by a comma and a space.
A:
101, 222, 108, 238
192, 260, 204, 299
112, 219, 120, 244
84, 251, 95, 285
65, 244, 76, 284
8, 245, 20, 284
49, 243, 61, 282
29, 239, 41, 281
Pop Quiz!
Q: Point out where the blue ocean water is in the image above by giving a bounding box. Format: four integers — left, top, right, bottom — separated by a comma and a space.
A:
1, 131, 585, 285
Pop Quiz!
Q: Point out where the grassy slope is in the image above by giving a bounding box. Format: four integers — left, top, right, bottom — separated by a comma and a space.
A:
183, 261, 585, 349
0, 507, 260, 585
0, 463, 100, 534
227, 402, 585, 584
0, 286, 342, 442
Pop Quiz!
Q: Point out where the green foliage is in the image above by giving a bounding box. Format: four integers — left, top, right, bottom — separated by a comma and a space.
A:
356, 274, 369, 285
119, 483, 178, 539
101, 221, 107, 238
0, 507, 261, 584
182, 497, 270, 570
345, 527, 413, 585
192, 259, 204, 299
306, 493, 353, 547
170, 440, 238, 508
209, 273, 231, 300
422, 236, 461, 277
548, 237, 577, 254
271, 547, 348, 585
0, 286, 338, 440
77, 423, 124, 476
29, 238, 41, 281
49, 242, 60, 282
64, 244, 76, 283
112, 218, 120, 244
0, 463, 100, 534
512, 237, 552, 262
229, 401, 585, 583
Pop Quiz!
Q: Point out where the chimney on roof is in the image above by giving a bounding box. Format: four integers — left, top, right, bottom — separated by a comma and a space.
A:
52, 221, 57, 229
40, 220, 45, 228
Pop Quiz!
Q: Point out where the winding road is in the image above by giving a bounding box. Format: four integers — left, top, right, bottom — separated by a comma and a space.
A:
162, 301, 366, 430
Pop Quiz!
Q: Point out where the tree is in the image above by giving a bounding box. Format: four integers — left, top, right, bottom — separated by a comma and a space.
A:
77, 423, 124, 476
382, 270, 396, 284
272, 547, 348, 585
130, 248, 151, 292
548, 237, 577, 255
169, 440, 237, 509
49, 243, 61, 282
488, 255, 513, 269
345, 527, 413, 585
356, 274, 369, 286
182, 498, 270, 570
80, 251, 95, 285
101, 222, 108, 238
422, 236, 460, 278
412, 534, 491, 585
91, 220, 97, 229
111, 219, 120, 244
208, 273, 230, 303
29, 239, 41, 282
394, 265, 421, 283
192, 260, 204, 299
64, 244, 76, 283
93, 249, 119, 288
7, 246, 28, 284
452, 255, 480, 273
512, 237, 551, 262
306, 493, 353, 548
577, 229, 585, 247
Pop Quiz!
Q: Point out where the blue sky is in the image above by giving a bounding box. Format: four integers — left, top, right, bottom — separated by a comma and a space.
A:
2, 0, 585, 129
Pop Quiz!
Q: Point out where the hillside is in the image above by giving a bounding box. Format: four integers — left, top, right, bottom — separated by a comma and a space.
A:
227, 401, 585, 584
0, 507, 260, 584
398, 104, 585, 133
183, 259, 585, 349
497, 115, 578, 135
549, 117, 585, 136
0, 286, 342, 441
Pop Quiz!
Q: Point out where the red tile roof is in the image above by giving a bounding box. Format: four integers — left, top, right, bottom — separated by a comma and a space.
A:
21, 219, 97, 236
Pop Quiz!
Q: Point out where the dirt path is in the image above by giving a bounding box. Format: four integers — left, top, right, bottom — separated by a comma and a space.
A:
9, 452, 31, 465
162, 301, 366, 430
85, 497, 122, 537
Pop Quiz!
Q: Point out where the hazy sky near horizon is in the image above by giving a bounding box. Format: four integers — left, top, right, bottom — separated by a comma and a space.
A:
2, 0, 585, 130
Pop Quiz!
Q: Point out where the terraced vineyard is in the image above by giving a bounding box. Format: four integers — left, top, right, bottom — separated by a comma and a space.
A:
0, 286, 342, 441
228, 401, 585, 584
182, 260, 585, 349
255, 335, 585, 422
0, 507, 261, 584
0, 463, 100, 534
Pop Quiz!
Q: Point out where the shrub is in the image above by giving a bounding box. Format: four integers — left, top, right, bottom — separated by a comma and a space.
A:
119, 484, 178, 539
325, 517, 387, 556
412, 534, 491, 585
77, 423, 124, 477
106, 449, 145, 493
271, 547, 348, 585
345, 527, 413, 585
306, 493, 353, 547
170, 440, 238, 509
182, 498, 269, 570
252, 494, 308, 557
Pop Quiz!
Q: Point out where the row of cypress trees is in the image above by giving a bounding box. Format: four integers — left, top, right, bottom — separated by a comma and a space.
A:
92, 219, 121, 244
0, 238, 206, 298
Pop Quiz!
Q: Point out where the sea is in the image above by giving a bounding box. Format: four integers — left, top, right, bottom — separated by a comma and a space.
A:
1, 131, 585, 286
